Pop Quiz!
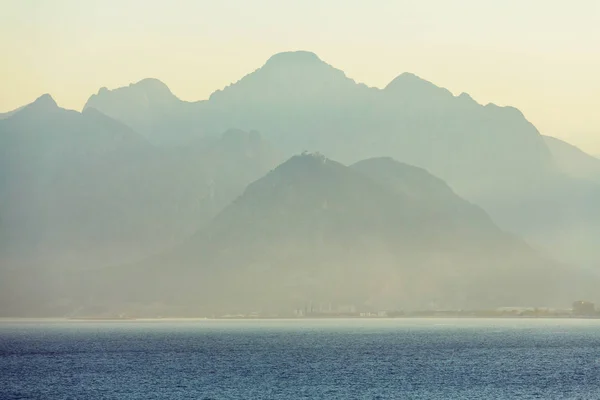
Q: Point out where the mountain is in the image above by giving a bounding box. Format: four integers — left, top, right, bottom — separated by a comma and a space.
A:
84, 53, 554, 191
543, 136, 600, 183
0, 94, 151, 267
0, 95, 280, 275
0, 105, 24, 120
198, 52, 554, 190
198, 53, 600, 269
85, 52, 600, 267
0, 98, 279, 316
534, 136, 600, 267
66, 154, 591, 317
83, 78, 201, 145
5, 52, 600, 314
351, 157, 493, 230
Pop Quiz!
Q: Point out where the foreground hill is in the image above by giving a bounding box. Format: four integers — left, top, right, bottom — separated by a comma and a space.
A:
64, 154, 592, 317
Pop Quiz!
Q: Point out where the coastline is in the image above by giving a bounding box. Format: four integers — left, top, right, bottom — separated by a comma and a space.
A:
1, 315, 600, 323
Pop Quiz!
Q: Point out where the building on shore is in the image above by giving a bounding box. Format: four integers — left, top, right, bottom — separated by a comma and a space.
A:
572, 301, 596, 316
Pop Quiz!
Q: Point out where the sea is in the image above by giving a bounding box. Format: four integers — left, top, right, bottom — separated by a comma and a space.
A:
1, 318, 599, 399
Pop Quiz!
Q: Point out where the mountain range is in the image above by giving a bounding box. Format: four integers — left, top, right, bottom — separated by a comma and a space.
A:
1, 50, 599, 316
84, 78, 202, 146
84, 51, 600, 268
0, 95, 280, 271
543, 136, 600, 184
16, 154, 590, 317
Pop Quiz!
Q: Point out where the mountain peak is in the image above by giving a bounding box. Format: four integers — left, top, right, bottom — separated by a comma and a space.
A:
87, 78, 175, 104
83, 78, 181, 144
264, 51, 324, 67
259, 51, 342, 77
457, 92, 475, 102
32, 93, 58, 108
208, 51, 357, 104
385, 72, 428, 86
14, 93, 61, 117
283, 152, 329, 168
129, 78, 172, 94
254, 153, 334, 186
384, 72, 453, 99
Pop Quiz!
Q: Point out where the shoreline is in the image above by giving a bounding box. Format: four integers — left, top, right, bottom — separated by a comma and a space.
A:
1, 315, 600, 322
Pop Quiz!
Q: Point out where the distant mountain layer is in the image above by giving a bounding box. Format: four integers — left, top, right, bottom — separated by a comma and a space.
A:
202, 51, 553, 191
3, 51, 600, 316
83, 51, 600, 268
59, 154, 592, 317
0, 105, 24, 120
86, 53, 554, 194
0, 95, 280, 273
544, 136, 600, 183
84, 79, 202, 146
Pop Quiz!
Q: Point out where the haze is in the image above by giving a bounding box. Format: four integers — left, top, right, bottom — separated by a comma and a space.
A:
1, 0, 600, 318
1, 0, 599, 153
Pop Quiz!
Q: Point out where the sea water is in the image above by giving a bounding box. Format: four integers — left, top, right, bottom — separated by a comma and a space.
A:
1, 318, 599, 399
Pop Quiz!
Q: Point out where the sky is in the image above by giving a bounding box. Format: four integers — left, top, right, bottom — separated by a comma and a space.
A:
1, 0, 599, 153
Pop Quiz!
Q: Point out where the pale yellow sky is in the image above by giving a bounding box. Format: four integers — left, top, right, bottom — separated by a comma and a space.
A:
1, 0, 599, 152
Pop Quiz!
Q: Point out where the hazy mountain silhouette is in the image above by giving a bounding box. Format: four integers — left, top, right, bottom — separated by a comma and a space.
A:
84, 52, 554, 192
544, 136, 600, 183
351, 157, 494, 231
0, 105, 25, 119
4, 51, 600, 315
197, 52, 553, 189
86, 51, 600, 267
0, 112, 279, 316
0, 96, 280, 276
84, 78, 202, 145
0, 94, 150, 268
65, 154, 590, 317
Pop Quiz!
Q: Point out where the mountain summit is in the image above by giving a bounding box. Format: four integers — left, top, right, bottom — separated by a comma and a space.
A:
14, 93, 60, 116
263, 50, 325, 67
88, 78, 177, 105
84, 78, 197, 145
208, 51, 365, 106
32, 93, 58, 107
384, 72, 454, 102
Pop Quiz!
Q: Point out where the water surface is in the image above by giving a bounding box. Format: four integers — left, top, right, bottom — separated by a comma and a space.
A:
1, 318, 599, 399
